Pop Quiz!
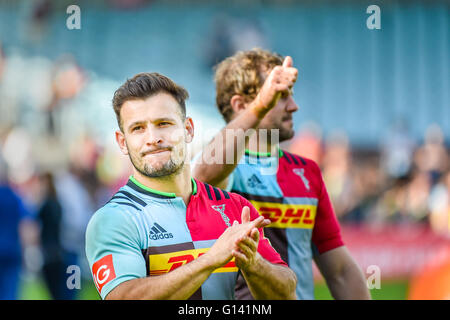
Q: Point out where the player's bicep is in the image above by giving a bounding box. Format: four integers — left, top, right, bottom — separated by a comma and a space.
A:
313, 246, 354, 281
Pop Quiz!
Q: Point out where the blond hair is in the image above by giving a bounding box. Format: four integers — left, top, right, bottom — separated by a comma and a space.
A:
214, 48, 283, 122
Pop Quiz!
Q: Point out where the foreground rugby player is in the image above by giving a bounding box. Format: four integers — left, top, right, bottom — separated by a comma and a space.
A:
85, 72, 297, 300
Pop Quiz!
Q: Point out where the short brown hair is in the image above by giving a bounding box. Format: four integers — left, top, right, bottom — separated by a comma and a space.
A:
112, 72, 189, 130
214, 48, 283, 122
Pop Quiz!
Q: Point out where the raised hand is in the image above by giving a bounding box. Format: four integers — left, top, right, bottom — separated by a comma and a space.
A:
251, 56, 298, 118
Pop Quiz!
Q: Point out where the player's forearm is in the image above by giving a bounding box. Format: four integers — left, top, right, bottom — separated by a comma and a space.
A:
241, 254, 297, 300
326, 260, 371, 300
192, 104, 263, 186
106, 254, 216, 300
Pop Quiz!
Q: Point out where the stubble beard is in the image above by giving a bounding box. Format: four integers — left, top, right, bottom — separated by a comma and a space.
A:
128, 146, 186, 179
279, 127, 295, 142
266, 122, 295, 143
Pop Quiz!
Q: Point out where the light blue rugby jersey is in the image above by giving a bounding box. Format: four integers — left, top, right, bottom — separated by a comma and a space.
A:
85, 175, 286, 300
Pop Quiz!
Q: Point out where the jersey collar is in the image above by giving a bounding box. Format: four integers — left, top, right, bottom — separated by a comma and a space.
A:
244, 148, 283, 158
127, 175, 197, 199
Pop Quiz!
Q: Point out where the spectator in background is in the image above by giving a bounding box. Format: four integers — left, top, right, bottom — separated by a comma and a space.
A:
428, 171, 450, 236
403, 170, 432, 223
368, 168, 432, 225
0, 42, 18, 130
343, 158, 386, 223
205, 14, 235, 69
380, 119, 416, 180
54, 163, 95, 298
229, 18, 268, 54
45, 57, 85, 137
36, 171, 66, 300
414, 124, 449, 185
204, 15, 268, 70
370, 123, 450, 226
321, 131, 354, 219
0, 150, 35, 299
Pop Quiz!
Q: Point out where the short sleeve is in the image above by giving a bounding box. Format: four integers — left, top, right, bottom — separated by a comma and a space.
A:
310, 162, 344, 255
239, 197, 287, 267
85, 205, 146, 299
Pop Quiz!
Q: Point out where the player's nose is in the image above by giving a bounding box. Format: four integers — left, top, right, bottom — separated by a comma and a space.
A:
286, 96, 299, 113
144, 127, 163, 146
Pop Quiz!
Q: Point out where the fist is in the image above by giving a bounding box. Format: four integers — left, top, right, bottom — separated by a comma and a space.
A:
252, 56, 298, 117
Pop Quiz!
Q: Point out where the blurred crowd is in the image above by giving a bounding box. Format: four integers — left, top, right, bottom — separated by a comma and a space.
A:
290, 121, 450, 235
1, 32, 449, 299
0, 41, 130, 299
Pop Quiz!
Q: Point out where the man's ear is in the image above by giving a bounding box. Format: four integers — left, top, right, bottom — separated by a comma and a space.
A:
115, 130, 129, 155
230, 95, 247, 115
184, 117, 194, 143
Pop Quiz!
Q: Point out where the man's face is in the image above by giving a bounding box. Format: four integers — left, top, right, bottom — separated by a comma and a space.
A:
256, 90, 299, 142
115, 92, 193, 178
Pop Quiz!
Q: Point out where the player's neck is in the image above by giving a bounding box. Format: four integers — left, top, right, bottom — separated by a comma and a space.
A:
131, 165, 193, 204
247, 133, 279, 156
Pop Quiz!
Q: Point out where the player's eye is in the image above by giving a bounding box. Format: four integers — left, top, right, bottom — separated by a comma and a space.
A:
158, 121, 172, 127
282, 89, 294, 100
131, 125, 144, 132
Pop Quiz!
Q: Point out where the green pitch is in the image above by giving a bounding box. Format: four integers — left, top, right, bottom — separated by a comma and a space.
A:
19, 276, 409, 300
19, 276, 100, 300
314, 279, 409, 300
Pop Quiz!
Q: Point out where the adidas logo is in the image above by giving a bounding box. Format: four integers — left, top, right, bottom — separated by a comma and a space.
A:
247, 174, 267, 189
149, 222, 173, 240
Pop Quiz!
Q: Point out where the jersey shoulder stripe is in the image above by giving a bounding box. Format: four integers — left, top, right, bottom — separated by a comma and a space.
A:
212, 186, 222, 200
116, 190, 147, 207
111, 201, 141, 211
201, 182, 233, 202
105, 189, 147, 212
203, 182, 214, 200
125, 179, 175, 199
222, 189, 230, 199
282, 150, 307, 166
